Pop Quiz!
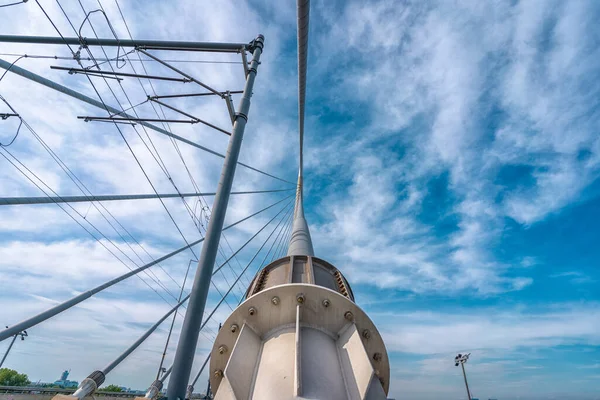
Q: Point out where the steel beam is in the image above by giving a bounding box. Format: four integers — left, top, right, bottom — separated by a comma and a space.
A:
0, 193, 288, 343
0, 189, 292, 206
50, 66, 192, 83
150, 91, 243, 100
80, 116, 196, 124
0, 57, 293, 185
0, 35, 249, 52
149, 98, 231, 135
167, 34, 264, 400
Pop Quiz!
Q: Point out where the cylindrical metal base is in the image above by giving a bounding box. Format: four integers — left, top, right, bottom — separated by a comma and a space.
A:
210, 284, 390, 399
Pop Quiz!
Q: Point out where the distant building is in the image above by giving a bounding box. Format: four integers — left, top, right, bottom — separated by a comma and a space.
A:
53, 370, 79, 388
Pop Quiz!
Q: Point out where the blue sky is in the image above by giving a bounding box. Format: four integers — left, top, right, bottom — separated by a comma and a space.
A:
0, 1, 599, 399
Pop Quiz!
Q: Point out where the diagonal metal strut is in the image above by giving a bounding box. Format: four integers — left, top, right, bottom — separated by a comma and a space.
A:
0, 57, 294, 185
0, 188, 294, 206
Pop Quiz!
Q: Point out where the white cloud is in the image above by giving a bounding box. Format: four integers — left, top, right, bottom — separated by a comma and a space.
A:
1, 0, 599, 398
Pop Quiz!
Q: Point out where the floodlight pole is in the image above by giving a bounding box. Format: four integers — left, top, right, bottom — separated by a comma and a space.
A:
0, 335, 17, 368
461, 362, 472, 400
0, 330, 27, 368
166, 34, 264, 400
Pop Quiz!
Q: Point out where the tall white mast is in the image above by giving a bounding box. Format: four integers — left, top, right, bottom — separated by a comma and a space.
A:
208, 1, 390, 399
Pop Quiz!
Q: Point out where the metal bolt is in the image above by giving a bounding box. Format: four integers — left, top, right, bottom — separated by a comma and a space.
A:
248, 306, 257, 316
373, 352, 382, 362
271, 296, 280, 305
344, 311, 354, 321
296, 293, 305, 304
362, 329, 371, 339
322, 299, 330, 308
214, 369, 223, 378
218, 345, 228, 355
230, 324, 239, 333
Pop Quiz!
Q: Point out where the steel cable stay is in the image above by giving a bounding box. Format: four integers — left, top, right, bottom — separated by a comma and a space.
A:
55, 1, 259, 313
0, 56, 294, 185
1, 109, 200, 294
272, 210, 292, 261
0, 147, 185, 305
271, 210, 295, 262
156, 258, 194, 382
198, 202, 294, 331
71, 200, 293, 399
147, 201, 295, 395
0, 96, 185, 299
108, 0, 249, 293
0, 188, 293, 206
57, 0, 276, 301
100, 0, 259, 302
0, 52, 244, 65
25, 2, 197, 296
0, 146, 222, 342
0, 3, 299, 397
156, 200, 294, 397
0, 194, 293, 342
0, 145, 223, 346
211, 198, 294, 277
86, 6, 250, 303
184, 200, 294, 396
40, 4, 203, 271
146, 209, 293, 398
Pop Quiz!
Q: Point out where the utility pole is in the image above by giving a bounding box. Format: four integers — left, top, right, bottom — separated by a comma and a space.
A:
0, 328, 28, 368
166, 34, 265, 400
455, 353, 472, 400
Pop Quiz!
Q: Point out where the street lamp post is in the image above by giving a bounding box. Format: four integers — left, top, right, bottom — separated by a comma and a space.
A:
454, 353, 472, 400
0, 327, 28, 368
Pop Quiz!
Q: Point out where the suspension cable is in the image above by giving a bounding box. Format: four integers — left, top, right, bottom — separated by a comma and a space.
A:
0, 194, 292, 342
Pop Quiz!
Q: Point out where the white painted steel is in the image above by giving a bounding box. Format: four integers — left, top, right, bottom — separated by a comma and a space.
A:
210, 284, 389, 399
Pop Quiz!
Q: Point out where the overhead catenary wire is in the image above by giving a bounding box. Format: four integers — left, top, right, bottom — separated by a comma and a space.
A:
0, 90, 186, 301
166, 200, 293, 388
0, 2, 293, 389
107, 0, 255, 304
95, 1, 246, 307
45, 1, 204, 274
26, 1, 203, 298
0, 0, 27, 8
0, 53, 245, 64
0, 58, 294, 185
0, 188, 292, 206
0, 146, 184, 305
0, 194, 292, 342
102, 292, 191, 376
198, 201, 294, 332
156, 258, 194, 381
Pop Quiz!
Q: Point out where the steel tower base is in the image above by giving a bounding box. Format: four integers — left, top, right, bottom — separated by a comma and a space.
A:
209, 256, 390, 400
